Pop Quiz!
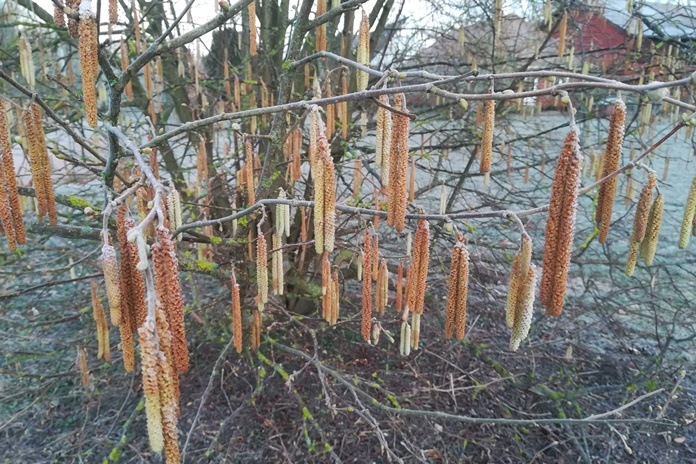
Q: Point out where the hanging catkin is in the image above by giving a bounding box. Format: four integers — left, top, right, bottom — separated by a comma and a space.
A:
91, 279, 110, 362
256, 225, 268, 310
315, 0, 326, 52
167, 188, 182, 240
0, 101, 24, 249
78, 346, 90, 386
641, 192, 663, 266
480, 97, 495, 186
138, 319, 165, 453
231, 270, 242, 354
396, 260, 404, 313
387, 94, 409, 232
506, 235, 536, 351
116, 209, 137, 371
78, 5, 99, 128
152, 226, 189, 374
376, 258, 388, 315
540, 128, 581, 317
109, 0, 118, 24
154, 305, 180, 463
406, 220, 430, 316
678, 171, 696, 249
252, 310, 261, 350
321, 137, 336, 252
54, 4, 66, 28
101, 237, 121, 325
248, 1, 257, 56
596, 99, 626, 243
376, 95, 392, 185
329, 270, 339, 325
509, 263, 537, 352
445, 240, 469, 340
245, 139, 255, 205
356, 9, 370, 91
321, 252, 331, 319
557, 12, 568, 57
361, 230, 372, 342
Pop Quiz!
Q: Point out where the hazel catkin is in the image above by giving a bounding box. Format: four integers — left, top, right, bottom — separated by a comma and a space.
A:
231, 270, 242, 354
361, 230, 372, 342
356, 9, 370, 91
540, 128, 581, 317
678, 171, 696, 249
596, 99, 626, 243
641, 193, 663, 266
78, 9, 99, 128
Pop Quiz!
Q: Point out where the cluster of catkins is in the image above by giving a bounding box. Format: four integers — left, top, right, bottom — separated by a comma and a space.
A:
0, 101, 25, 251
98, 204, 187, 463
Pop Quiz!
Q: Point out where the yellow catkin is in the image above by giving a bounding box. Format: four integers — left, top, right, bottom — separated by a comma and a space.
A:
631, 178, 654, 244
356, 9, 370, 91
322, 252, 331, 319
330, 270, 339, 325
166, 188, 182, 241
505, 257, 521, 329
231, 270, 242, 354
625, 240, 640, 277
245, 139, 255, 205
78, 12, 99, 128
454, 245, 469, 340
0, 104, 24, 246
596, 99, 626, 243
353, 159, 363, 198
256, 227, 268, 310
138, 319, 165, 453
248, 1, 257, 56
375, 258, 387, 315
558, 12, 568, 57
540, 128, 581, 317
376, 95, 392, 184
78, 346, 90, 386
313, 141, 325, 254
641, 193, 663, 266
109, 0, 118, 24
387, 94, 409, 232
396, 260, 404, 313
678, 172, 696, 249
371, 235, 379, 281
91, 279, 110, 361
101, 240, 122, 326
510, 264, 537, 351
120, 38, 133, 100
315, 0, 326, 52
362, 231, 372, 342
480, 98, 495, 183
410, 312, 421, 350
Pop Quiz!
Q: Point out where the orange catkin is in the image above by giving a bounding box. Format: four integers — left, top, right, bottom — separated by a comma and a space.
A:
540, 128, 581, 317
0, 100, 26, 245
361, 231, 372, 342
153, 226, 189, 374
387, 94, 410, 232
557, 12, 568, 58
596, 99, 626, 243
231, 270, 242, 354
406, 220, 430, 315
54, 4, 66, 28
31, 105, 57, 226
444, 245, 462, 339
154, 305, 181, 463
